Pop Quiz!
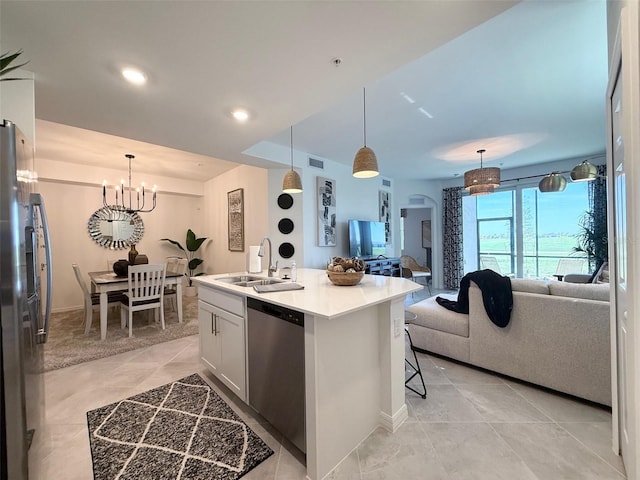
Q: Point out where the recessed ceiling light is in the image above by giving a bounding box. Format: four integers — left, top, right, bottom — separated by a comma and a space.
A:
121, 68, 146, 85
232, 109, 250, 122
418, 107, 434, 119
400, 92, 415, 104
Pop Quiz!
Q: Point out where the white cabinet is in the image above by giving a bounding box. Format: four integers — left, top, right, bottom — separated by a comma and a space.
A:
198, 288, 246, 401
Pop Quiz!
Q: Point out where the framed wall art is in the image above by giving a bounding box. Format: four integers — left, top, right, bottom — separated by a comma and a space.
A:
316, 176, 336, 246
227, 188, 244, 252
379, 190, 391, 244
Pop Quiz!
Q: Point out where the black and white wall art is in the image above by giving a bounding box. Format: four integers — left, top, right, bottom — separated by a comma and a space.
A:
379, 190, 391, 244
316, 176, 336, 247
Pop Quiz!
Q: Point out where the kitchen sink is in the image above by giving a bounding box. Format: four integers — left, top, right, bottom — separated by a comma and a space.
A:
215, 275, 284, 287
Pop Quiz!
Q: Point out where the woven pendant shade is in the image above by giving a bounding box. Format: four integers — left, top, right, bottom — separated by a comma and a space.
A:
464, 167, 501, 189
538, 172, 567, 192
468, 184, 495, 196
352, 87, 379, 178
353, 146, 379, 178
464, 149, 500, 195
282, 125, 302, 193
570, 160, 597, 182
282, 169, 302, 193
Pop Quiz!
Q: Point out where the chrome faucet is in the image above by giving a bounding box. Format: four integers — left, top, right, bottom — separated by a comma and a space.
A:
258, 237, 278, 277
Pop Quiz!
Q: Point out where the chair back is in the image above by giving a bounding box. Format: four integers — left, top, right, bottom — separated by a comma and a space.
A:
401, 255, 430, 273
127, 264, 167, 302
555, 258, 586, 275
174, 258, 188, 275
480, 255, 502, 274
72, 264, 91, 299
166, 257, 179, 273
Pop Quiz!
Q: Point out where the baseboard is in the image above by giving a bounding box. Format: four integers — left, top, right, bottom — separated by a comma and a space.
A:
379, 404, 408, 432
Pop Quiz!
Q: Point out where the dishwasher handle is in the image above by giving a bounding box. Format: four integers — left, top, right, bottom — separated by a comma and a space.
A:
247, 297, 304, 327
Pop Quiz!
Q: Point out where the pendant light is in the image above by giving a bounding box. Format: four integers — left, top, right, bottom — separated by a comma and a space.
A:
102, 154, 157, 213
282, 126, 302, 193
570, 160, 597, 182
538, 171, 567, 192
352, 87, 379, 178
464, 149, 500, 196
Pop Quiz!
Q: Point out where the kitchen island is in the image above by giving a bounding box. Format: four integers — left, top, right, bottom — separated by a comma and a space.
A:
194, 268, 421, 480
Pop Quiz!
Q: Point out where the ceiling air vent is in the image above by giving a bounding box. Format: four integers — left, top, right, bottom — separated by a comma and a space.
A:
381, 178, 391, 188
308, 157, 324, 169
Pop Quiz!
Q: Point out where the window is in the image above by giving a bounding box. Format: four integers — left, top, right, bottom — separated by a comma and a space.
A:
463, 182, 589, 278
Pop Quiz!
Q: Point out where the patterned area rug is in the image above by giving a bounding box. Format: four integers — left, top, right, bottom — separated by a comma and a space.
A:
44, 295, 199, 371
87, 374, 274, 480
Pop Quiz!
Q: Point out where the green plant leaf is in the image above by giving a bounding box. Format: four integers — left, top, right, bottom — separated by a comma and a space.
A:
188, 258, 203, 271
0, 50, 29, 79
160, 238, 186, 255
185, 229, 208, 252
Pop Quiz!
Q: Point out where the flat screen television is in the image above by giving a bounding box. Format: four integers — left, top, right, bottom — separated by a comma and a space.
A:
348, 219, 386, 258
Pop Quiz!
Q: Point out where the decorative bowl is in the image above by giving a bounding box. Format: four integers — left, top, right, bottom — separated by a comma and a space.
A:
327, 270, 364, 286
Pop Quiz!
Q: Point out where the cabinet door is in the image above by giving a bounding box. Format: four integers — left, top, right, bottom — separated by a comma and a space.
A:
198, 301, 220, 373
218, 309, 246, 401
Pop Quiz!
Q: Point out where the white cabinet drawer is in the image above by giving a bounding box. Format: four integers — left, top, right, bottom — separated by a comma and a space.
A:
198, 286, 244, 316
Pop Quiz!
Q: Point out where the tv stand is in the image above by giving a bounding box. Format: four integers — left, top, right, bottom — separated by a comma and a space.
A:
363, 257, 401, 277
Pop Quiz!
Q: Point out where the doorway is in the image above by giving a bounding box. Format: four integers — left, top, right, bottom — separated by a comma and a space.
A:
401, 207, 433, 271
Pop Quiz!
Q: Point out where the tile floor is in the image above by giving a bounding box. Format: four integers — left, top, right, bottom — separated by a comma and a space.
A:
31, 292, 625, 480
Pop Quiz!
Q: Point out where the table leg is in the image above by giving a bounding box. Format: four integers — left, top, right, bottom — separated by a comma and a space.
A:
100, 292, 108, 341
176, 282, 183, 323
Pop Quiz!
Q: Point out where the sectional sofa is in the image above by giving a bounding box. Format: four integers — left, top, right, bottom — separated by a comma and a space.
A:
406, 278, 612, 406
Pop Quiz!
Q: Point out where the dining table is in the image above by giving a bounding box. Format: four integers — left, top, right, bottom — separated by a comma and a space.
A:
89, 270, 184, 341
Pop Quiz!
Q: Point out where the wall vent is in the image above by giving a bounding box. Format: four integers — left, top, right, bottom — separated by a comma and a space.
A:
409, 197, 425, 206
308, 157, 324, 169
382, 178, 392, 188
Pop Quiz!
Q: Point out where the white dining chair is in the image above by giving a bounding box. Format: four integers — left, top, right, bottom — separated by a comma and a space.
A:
165, 258, 187, 313
72, 264, 126, 335
120, 264, 167, 337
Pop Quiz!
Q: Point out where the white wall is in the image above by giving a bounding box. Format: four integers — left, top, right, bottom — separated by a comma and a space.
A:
402, 207, 432, 267
0, 69, 35, 144
203, 163, 269, 275
268, 168, 304, 271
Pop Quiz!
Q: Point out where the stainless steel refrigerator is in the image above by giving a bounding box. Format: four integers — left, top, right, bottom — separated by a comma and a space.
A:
1, 119, 52, 479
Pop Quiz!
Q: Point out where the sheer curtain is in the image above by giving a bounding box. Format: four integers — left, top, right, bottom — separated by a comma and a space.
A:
442, 187, 464, 289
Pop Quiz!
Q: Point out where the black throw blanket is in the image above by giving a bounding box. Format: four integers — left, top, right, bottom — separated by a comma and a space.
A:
436, 269, 513, 327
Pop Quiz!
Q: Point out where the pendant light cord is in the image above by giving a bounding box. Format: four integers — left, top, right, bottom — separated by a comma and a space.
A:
363, 87, 367, 147
290, 126, 294, 170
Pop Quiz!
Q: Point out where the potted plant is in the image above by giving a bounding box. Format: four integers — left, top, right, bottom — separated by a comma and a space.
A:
573, 210, 608, 273
161, 229, 209, 296
1, 50, 30, 81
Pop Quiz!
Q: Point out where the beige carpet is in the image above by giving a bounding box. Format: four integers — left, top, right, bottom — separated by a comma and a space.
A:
44, 295, 199, 371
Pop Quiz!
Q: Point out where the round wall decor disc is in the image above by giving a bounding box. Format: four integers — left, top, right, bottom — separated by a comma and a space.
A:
277, 193, 294, 209
279, 242, 295, 258
278, 218, 294, 234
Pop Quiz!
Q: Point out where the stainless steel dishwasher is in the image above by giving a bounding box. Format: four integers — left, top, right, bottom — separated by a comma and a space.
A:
247, 297, 305, 453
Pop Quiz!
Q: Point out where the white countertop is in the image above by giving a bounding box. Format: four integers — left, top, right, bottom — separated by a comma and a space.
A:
194, 268, 421, 319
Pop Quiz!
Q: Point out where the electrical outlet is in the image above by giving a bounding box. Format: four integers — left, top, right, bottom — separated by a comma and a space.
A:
394, 317, 402, 337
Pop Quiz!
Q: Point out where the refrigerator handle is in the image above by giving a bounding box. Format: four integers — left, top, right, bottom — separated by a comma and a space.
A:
30, 193, 52, 343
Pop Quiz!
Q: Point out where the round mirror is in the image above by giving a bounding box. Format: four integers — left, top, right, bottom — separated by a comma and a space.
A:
88, 206, 144, 249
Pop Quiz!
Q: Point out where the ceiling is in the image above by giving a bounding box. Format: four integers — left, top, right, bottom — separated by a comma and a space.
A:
1, 1, 608, 182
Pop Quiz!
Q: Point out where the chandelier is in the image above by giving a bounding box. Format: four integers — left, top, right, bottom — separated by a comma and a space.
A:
102, 154, 157, 213
464, 149, 500, 196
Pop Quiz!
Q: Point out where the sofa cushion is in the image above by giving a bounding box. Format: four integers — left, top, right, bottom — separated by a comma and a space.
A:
548, 281, 609, 302
406, 294, 469, 337
510, 278, 550, 295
